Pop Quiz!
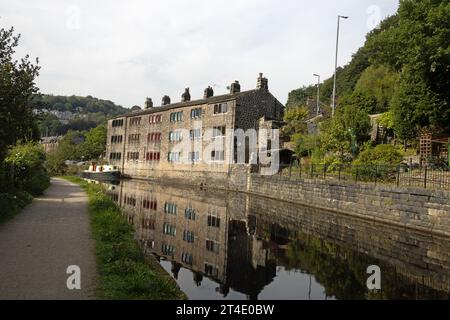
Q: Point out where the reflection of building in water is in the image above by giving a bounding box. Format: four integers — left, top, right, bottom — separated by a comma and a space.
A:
106, 180, 277, 299
105, 179, 450, 300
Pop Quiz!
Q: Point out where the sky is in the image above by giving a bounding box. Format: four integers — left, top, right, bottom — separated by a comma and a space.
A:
0, 0, 399, 108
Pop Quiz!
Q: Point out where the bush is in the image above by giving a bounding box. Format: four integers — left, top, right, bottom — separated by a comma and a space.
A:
353, 144, 404, 166
4, 141, 50, 196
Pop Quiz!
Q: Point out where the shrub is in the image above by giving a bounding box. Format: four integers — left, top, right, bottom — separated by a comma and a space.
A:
353, 144, 404, 166
4, 141, 50, 196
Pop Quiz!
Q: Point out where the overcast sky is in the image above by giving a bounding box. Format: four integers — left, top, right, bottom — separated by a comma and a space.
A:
0, 0, 398, 108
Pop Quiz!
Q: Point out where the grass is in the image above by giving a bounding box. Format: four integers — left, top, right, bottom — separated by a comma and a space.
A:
0, 191, 34, 225
61, 176, 187, 300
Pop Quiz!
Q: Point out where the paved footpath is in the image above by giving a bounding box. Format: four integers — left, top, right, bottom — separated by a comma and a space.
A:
0, 178, 97, 299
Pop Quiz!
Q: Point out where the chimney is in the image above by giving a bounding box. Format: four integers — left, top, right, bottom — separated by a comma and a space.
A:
256, 73, 268, 90
181, 88, 191, 102
145, 97, 153, 109
230, 80, 241, 94
162, 95, 171, 106
203, 86, 214, 99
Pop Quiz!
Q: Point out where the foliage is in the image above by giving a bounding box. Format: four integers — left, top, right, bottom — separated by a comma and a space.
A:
293, 133, 317, 158
353, 144, 404, 166
366, 0, 450, 135
285, 85, 316, 108
353, 65, 399, 113
377, 111, 395, 130
282, 105, 309, 137
318, 105, 371, 162
62, 177, 186, 300
4, 141, 50, 196
78, 124, 107, 161
0, 26, 40, 160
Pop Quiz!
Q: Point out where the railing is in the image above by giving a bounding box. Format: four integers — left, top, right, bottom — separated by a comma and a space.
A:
263, 161, 450, 190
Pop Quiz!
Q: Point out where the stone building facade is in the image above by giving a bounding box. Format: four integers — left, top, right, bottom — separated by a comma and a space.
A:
106, 74, 285, 180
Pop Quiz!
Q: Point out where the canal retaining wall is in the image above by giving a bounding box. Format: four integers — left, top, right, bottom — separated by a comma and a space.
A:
243, 174, 450, 238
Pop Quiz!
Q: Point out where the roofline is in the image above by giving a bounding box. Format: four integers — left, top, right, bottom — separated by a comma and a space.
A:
110, 89, 260, 120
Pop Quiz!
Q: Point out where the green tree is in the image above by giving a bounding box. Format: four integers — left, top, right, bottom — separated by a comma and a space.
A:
282, 105, 309, 138
0, 26, 40, 160
4, 141, 50, 196
354, 65, 399, 113
78, 124, 107, 160
353, 144, 404, 166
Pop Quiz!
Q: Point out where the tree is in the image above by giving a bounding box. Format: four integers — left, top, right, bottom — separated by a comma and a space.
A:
366, 0, 450, 134
0, 26, 40, 160
285, 86, 316, 108
318, 105, 371, 162
282, 105, 309, 138
78, 124, 107, 160
353, 144, 404, 166
354, 65, 399, 113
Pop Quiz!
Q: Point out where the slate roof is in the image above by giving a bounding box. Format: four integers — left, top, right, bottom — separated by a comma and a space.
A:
114, 89, 260, 119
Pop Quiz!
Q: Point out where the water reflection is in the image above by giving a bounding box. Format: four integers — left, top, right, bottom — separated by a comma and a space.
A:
102, 179, 450, 300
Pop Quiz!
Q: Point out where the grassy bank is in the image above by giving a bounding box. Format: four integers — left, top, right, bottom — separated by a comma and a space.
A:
62, 176, 186, 300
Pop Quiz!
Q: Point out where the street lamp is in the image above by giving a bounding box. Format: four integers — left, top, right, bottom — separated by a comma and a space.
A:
313, 74, 320, 116
331, 15, 349, 118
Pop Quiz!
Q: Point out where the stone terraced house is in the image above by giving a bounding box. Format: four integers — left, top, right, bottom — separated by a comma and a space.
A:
106, 73, 285, 182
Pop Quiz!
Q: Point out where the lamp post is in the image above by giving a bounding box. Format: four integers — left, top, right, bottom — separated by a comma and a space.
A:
313, 74, 320, 116
331, 15, 348, 118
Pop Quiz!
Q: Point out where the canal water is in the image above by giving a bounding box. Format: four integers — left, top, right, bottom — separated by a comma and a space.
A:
100, 179, 450, 300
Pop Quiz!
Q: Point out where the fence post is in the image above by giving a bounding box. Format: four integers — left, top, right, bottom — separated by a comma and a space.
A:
355, 166, 359, 183
310, 164, 314, 179
299, 162, 302, 179
338, 165, 342, 182
374, 165, 378, 186
323, 165, 327, 180
424, 166, 428, 189
396, 165, 400, 187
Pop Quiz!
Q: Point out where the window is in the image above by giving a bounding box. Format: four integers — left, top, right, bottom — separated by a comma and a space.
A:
185, 207, 196, 220
182, 253, 193, 265
148, 132, 162, 142
189, 129, 201, 140
212, 126, 226, 137
211, 150, 224, 161
188, 151, 200, 163
142, 218, 155, 230
149, 114, 162, 124
169, 131, 182, 142
127, 152, 139, 161
124, 195, 136, 206
170, 111, 183, 122
163, 223, 176, 236
190, 108, 202, 119
111, 135, 123, 143
128, 134, 140, 144
146, 152, 160, 162
109, 152, 122, 161
142, 199, 157, 210
206, 240, 220, 253
168, 152, 181, 163
213, 103, 228, 114
129, 117, 141, 126
162, 244, 175, 256
183, 230, 195, 243
207, 215, 220, 228
164, 202, 177, 215
112, 119, 124, 127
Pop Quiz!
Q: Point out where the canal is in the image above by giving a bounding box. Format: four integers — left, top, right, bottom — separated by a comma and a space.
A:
100, 179, 450, 300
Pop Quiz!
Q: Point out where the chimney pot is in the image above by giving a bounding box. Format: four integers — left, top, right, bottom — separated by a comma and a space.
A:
145, 97, 153, 109
203, 86, 214, 99
181, 88, 191, 102
257, 73, 268, 91
162, 95, 171, 105
230, 80, 241, 94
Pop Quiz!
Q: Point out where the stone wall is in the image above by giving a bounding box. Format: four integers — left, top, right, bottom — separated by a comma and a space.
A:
246, 174, 450, 238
